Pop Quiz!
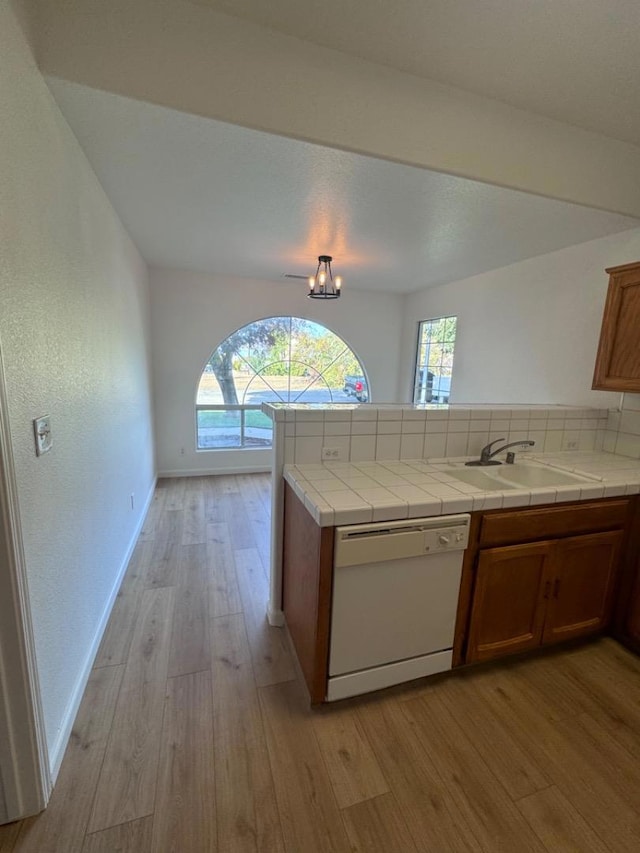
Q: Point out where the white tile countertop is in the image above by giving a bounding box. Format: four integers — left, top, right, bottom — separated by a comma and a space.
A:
283, 452, 640, 527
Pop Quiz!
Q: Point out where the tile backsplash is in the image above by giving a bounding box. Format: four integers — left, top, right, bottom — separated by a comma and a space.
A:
267, 404, 610, 466
603, 394, 640, 458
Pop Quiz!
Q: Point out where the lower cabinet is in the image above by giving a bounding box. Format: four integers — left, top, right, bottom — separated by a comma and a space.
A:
467, 541, 549, 662
466, 528, 624, 664
282, 484, 636, 696
611, 498, 640, 651
625, 574, 640, 645
543, 532, 622, 645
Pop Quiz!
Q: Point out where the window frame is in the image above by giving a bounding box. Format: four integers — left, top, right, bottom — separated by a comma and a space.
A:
412, 315, 457, 405
195, 404, 273, 451
196, 315, 369, 451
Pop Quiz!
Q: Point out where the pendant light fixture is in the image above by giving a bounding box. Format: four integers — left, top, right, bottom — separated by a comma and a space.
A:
308, 255, 342, 299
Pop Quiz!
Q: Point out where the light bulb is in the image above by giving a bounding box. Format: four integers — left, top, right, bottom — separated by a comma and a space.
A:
319, 271, 326, 286
308, 276, 315, 290
335, 276, 342, 290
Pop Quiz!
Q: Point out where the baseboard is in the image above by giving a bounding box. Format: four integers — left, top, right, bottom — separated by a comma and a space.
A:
48, 476, 157, 781
267, 605, 285, 627
158, 465, 271, 477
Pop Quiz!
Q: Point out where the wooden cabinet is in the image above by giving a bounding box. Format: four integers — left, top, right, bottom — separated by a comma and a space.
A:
625, 573, 640, 645
467, 542, 550, 662
459, 499, 632, 666
542, 531, 622, 645
612, 499, 640, 651
592, 261, 640, 391
467, 530, 623, 663
282, 482, 334, 704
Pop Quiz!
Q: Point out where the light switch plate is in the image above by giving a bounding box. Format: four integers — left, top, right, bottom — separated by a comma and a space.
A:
33, 415, 52, 456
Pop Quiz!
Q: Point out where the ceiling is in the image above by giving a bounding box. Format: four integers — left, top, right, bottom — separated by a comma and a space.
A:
48, 79, 639, 295
191, 0, 640, 146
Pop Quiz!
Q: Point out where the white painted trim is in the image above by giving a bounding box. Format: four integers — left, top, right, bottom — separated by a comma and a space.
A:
326, 650, 453, 702
0, 342, 50, 822
158, 465, 271, 477
47, 475, 156, 780
267, 606, 285, 627
269, 430, 285, 620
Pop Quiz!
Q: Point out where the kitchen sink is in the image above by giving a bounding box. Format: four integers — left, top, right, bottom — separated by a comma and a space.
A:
440, 461, 598, 491
494, 464, 596, 488
440, 467, 516, 491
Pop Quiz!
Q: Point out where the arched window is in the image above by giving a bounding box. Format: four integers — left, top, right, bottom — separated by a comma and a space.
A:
196, 316, 369, 449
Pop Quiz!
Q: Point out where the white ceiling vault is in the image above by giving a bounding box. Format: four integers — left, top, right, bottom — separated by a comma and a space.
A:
45, 0, 640, 293
48, 79, 638, 295
192, 0, 640, 146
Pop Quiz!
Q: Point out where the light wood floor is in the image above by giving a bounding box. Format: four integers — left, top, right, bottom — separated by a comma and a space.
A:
3, 474, 640, 852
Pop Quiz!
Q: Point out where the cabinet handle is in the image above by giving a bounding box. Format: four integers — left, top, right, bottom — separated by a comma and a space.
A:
543, 580, 551, 600
553, 578, 561, 599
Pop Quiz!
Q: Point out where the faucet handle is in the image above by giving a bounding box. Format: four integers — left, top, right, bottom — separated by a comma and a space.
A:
480, 438, 506, 460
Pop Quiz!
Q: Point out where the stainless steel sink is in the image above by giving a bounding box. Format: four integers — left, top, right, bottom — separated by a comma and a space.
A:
440, 461, 598, 491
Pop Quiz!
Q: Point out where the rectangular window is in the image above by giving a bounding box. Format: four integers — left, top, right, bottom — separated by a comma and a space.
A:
413, 316, 457, 404
196, 406, 273, 449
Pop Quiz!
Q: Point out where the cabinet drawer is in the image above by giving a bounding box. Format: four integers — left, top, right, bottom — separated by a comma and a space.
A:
479, 499, 630, 547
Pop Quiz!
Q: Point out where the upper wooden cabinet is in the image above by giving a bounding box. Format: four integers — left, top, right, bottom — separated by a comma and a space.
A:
593, 261, 640, 391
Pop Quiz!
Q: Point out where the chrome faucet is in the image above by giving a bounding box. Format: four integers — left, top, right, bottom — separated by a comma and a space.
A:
466, 438, 535, 466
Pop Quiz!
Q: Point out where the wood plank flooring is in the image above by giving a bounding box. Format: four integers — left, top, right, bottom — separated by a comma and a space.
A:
4, 473, 640, 851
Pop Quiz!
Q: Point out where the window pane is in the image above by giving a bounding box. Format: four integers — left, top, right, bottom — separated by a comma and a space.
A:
197, 316, 369, 449
243, 410, 273, 447
197, 409, 241, 449
242, 373, 288, 405
293, 376, 333, 403
197, 365, 225, 404
413, 316, 457, 404
286, 364, 323, 403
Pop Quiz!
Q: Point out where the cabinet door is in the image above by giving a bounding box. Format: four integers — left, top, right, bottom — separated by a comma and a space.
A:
542, 531, 623, 645
466, 541, 552, 663
625, 570, 640, 644
592, 261, 640, 391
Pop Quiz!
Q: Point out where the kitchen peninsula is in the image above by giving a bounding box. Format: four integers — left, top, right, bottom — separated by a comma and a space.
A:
263, 402, 640, 703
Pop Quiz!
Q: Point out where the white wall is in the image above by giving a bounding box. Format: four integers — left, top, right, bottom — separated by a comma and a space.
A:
401, 227, 640, 407
149, 267, 404, 476
1, 1, 155, 773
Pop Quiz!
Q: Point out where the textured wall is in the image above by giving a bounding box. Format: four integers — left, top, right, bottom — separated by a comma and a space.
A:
0, 3, 155, 768
400, 227, 640, 407
149, 267, 404, 476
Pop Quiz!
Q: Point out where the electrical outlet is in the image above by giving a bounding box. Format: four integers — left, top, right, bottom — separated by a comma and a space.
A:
563, 439, 579, 450
322, 446, 343, 461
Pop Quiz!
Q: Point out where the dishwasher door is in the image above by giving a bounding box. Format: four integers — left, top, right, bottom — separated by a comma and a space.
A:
328, 514, 470, 701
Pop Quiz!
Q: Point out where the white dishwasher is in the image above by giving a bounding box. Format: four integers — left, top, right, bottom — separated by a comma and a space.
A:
327, 513, 470, 701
